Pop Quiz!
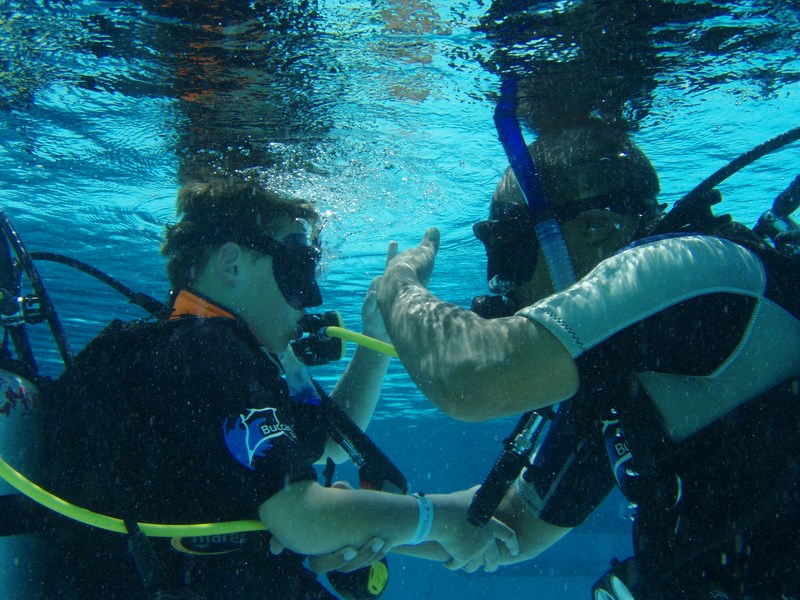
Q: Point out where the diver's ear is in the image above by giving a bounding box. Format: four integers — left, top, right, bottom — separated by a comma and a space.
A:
615, 213, 644, 244
577, 209, 638, 246
215, 242, 244, 286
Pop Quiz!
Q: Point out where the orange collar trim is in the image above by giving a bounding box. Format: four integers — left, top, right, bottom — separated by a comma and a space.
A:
170, 290, 235, 320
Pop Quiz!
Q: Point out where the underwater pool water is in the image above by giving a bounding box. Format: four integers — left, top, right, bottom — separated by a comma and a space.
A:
1, 0, 799, 598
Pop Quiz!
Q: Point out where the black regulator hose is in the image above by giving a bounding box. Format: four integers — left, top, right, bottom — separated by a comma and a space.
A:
29, 252, 165, 316
466, 441, 531, 526
0, 234, 37, 375
656, 126, 800, 233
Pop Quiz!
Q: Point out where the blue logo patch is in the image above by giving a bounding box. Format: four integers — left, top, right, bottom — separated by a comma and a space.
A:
223, 407, 298, 470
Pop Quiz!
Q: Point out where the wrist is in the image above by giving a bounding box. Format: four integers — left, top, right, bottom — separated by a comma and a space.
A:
379, 263, 419, 306
408, 492, 434, 545
424, 493, 466, 546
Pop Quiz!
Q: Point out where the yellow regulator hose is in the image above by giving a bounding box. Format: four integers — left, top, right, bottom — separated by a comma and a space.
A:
325, 327, 398, 358
0, 456, 264, 536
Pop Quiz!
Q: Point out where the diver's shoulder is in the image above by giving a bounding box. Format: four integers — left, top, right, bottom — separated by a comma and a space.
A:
552, 232, 769, 304
626, 231, 755, 252
621, 232, 764, 267
162, 316, 261, 354
77, 316, 259, 365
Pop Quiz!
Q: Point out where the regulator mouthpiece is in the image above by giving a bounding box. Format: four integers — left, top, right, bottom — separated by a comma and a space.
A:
292, 310, 346, 366
470, 293, 519, 320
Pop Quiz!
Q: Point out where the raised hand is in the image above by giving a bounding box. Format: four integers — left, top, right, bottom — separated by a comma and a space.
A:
382, 227, 440, 291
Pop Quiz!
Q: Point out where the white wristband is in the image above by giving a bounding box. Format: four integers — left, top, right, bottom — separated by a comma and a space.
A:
409, 492, 434, 545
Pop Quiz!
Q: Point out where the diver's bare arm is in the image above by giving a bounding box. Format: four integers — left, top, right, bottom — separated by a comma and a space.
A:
329, 343, 390, 431
377, 228, 578, 422
395, 485, 570, 566
491, 484, 572, 564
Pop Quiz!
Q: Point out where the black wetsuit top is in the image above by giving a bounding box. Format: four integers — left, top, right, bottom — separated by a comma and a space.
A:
514, 234, 800, 599
29, 315, 334, 599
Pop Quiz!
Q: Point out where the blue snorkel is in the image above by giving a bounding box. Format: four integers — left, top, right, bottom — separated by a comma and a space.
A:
468, 77, 573, 527
493, 77, 576, 291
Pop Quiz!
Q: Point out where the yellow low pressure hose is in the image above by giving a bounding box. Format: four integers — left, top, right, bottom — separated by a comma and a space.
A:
325, 327, 398, 358
0, 327, 397, 537
0, 456, 264, 536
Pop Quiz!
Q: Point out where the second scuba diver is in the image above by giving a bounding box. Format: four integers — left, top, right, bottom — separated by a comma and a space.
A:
374, 122, 800, 599
24, 177, 518, 599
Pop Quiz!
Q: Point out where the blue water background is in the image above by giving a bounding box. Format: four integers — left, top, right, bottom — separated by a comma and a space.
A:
1, 1, 799, 597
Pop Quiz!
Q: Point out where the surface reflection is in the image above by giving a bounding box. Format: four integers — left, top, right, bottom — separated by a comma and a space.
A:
139, 0, 338, 182
478, 0, 799, 133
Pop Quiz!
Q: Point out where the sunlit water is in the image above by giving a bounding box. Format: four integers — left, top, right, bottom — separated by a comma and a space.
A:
1, 0, 799, 598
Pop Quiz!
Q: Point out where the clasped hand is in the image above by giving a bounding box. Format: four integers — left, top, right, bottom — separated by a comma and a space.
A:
429, 488, 519, 573
291, 486, 519, 575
